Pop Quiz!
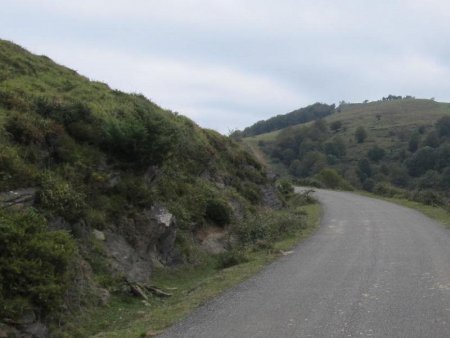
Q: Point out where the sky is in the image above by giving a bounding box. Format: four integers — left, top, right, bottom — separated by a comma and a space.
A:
1, 0, 450, 133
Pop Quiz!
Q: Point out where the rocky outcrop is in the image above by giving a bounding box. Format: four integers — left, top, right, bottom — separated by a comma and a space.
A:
0, 188, 36, 209
261, 184, 283, 209
103, 204, 180, 283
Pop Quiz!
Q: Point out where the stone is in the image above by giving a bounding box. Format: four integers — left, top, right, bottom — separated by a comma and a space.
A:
20, 321, 48, 338
96, 287, 111, 306
92, 229, 106, 241
0, 188, 36, 209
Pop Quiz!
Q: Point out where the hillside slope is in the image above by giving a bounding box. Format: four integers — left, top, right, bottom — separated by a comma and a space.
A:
0, 40, 282, 335
246, 98, 450, 203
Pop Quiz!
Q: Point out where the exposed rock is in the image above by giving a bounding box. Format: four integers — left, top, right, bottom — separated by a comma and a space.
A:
228, 198, 246, 222
104, 231, 152, 283
100, 204, 180, 283
144, 165, 159, 184
0, 323, 20, 338
197, 227, 229, 254
96, 287, 111, 306
47, 216, 71, 232
261, 184, 283, 209
106, 173, 121, 188
0, 188, 36, 209
92, 229, 105, 241
20, 321, 47, 338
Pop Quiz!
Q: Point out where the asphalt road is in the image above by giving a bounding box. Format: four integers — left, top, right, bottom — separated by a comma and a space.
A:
159, 189, 450, 338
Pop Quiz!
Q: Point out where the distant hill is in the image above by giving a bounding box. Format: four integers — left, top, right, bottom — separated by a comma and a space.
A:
244, 98, 450, 203
235, 102, 335, 137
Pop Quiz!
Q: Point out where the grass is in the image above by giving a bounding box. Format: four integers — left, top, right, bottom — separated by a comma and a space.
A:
61, 203, 321, 338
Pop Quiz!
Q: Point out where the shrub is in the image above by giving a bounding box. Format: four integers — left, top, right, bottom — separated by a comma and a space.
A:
314, 168, 353, 190
0, 209, 76, 318
205, 199, 231, 226
355, 126, 367, 143
362, 178, 375, 192
215, 250, 249, 269
367, 146, 386, 162
410, 190, 445, 206
277, 178, 294, 197
36, 173, 86, 222
373, 182, 408, 198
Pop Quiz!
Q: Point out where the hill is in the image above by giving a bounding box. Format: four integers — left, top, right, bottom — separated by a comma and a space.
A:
0, 40, 290, 336
234, 102, 335, 137
245, 98, 450, 204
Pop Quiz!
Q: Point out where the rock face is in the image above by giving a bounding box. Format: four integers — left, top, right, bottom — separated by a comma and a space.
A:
103, 204, 179, 283
261, 184, 283, 209
0, 188, 36, 209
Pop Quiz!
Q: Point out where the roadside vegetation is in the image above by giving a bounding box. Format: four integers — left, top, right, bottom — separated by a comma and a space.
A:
58, 186, 320, 338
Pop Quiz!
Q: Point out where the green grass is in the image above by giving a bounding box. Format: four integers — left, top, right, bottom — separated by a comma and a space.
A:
60, 203, 320, 338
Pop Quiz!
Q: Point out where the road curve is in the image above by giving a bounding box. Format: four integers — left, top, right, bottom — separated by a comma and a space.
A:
159, 189, 450, 338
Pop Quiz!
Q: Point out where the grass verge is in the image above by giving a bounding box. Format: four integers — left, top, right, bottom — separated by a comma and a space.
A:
62, 203, 321, 338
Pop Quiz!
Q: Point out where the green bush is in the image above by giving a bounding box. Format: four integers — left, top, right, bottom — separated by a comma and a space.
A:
36, 173, 86, 222
205, 199, 231, 226
215, 249, 249, 269
373, 182, 408, 198
410, 190, 445, 206
314, 168, 353, 190
233, 208, 307, 247
0, 209, 75, 318
277, 178, 294, 197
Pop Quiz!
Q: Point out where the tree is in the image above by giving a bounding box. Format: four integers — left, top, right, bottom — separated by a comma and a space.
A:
367, 146, 385, 162
405, 146, 436, 177
355, 126, 367, 143
357, 158, 372, 182
424, 131, 439, 148
408, 132, 420, 152
330, 120, 342, 132
436, 116, 450, 137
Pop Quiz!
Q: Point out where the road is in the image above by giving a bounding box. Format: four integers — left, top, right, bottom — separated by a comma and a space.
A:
159, 189, 450, 338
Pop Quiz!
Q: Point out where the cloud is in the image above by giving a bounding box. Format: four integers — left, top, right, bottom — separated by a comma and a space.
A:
2, 0, 450, 132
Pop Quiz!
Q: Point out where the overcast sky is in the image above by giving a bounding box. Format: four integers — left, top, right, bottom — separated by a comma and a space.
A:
2, 1, 450, 133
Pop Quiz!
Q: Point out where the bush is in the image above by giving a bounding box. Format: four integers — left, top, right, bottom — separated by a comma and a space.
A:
233, 208, 307, 247
410, 190, 445, 206
373, 182, 408, 198
314, 168, 353, 190
367, 146, 386, 162
205, 199, 232, 226
355, 126, 367, 143
277, 178, 294, 197
0, 209, 75, 318
36, 173, 86, 222
216, 250, 249, 269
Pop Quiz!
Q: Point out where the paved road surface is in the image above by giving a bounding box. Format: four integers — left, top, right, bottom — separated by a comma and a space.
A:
160, 189, 450, 338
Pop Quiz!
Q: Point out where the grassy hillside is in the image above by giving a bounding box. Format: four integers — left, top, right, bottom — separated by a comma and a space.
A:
233, 103, 335, 137
245, 98, 450, 205
0, 39, 300, 336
